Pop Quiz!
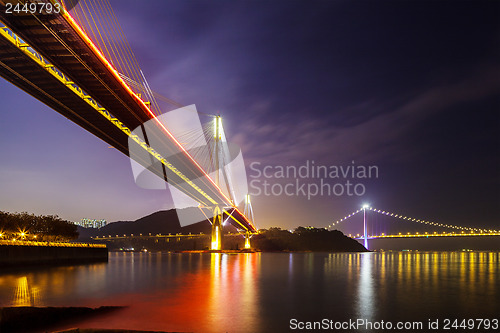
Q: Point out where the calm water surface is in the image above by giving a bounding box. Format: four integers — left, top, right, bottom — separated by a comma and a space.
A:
0, 252, 498, 332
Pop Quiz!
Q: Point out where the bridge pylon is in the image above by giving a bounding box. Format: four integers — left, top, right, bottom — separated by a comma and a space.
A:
211, 206, 222, 250
211, 115, 224, 251
243, 194, 255, 249
363, 204, 369, 250
244, 231, 252, 249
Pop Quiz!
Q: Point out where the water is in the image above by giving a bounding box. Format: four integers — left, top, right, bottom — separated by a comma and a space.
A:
0, 252, 499, 332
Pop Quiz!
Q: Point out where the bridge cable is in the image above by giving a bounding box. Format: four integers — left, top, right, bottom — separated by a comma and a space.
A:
367, 207, 499, 233
327, 209, 362, 229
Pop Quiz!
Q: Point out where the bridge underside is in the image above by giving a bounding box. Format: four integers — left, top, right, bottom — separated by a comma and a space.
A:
0, 2, 151, 130
0, 29, 131, 155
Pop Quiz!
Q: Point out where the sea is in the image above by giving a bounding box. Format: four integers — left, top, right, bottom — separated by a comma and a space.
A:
0, 251, 498, 332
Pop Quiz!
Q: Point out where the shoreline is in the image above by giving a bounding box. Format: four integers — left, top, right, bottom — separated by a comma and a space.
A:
0, 243, 108, 268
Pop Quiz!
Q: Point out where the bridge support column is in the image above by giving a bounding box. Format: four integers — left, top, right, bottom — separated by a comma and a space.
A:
211, 206, 222, 250
244, 231, 251, 249
363, 207, 369, 250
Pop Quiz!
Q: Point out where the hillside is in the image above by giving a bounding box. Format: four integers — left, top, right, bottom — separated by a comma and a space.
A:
251, 227, 367, 252
77, 208, 221, 240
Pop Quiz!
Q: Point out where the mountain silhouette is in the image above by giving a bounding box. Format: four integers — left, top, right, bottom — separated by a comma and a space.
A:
77, 208, 224, 240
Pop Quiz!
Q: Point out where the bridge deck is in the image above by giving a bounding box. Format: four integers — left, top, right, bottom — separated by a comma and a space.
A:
0, 25, 130, 155
0, 3, 151, 131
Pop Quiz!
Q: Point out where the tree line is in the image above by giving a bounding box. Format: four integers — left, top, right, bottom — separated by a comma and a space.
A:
0, 211, 78, 241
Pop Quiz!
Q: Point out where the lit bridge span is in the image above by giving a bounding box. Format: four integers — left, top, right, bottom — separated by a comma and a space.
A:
0, 0, 257, 249
328, 205, 499, 250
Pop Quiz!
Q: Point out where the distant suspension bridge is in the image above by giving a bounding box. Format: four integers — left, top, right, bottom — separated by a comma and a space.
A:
327, 205, 500, 249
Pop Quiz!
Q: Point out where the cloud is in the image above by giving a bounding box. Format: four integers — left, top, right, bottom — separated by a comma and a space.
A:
232, 64, 500, 166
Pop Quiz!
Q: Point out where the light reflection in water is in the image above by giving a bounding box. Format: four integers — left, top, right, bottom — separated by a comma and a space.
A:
357, 253, 374, 320
13, 276, 41, 307
82, 253, 262, 333
208, 253, 224, 330
0, 252, 498, 332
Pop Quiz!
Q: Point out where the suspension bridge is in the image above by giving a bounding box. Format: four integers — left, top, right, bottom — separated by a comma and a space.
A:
328, 205, 500, 250
0, 0, 257, 250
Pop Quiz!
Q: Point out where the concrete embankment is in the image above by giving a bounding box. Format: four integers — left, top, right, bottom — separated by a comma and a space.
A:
0, 241, 108, 267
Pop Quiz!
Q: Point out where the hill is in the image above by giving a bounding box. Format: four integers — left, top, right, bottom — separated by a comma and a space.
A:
77, 208, 220, 240
251, 227, 367, 252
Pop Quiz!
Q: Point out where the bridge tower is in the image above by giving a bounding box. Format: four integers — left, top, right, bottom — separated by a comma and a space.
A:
211, 116, 224, 250
243, 194, 255, 249
362, 204, 369, 250
211, 205, 222, 250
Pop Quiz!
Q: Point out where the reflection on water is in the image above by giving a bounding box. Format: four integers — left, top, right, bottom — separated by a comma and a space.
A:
357, 253, 374, 320
0, 252, 498, 332
13, 276, 41, 306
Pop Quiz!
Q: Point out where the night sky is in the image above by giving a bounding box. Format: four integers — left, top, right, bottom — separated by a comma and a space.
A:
0, 0, 498, 232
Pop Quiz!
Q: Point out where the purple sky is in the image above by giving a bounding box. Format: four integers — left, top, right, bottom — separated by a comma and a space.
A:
0, 0, 499, 233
